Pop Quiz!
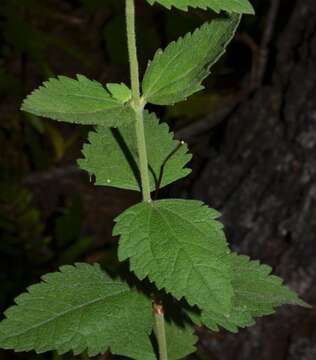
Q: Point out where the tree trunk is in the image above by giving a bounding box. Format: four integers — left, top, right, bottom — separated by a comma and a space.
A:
185, 0, 316, 358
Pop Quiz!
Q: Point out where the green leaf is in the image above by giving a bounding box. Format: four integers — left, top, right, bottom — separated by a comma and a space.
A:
146, 0, 254, 14
106, 82, 131, 102
78, 111, 192, 192
0, 263, 155, 359
161, 321, 197, 359
21, 75, 134, 127
189, 253, 309, 333
113, 199, 234, 314
142, 14, 241, 105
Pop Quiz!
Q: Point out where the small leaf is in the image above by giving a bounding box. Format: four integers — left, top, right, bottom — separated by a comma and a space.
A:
146, 0, 254, 14
0, 263, 155, 359
107, 83, 131, 102
160, 321, 197, 359
142, 14, 240, 105
78, 111, 192, 192
189, 253, 309, 333
114, 199, 234, 314
21, 75, 134, 127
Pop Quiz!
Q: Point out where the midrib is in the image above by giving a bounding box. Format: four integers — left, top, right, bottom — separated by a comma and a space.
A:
2, 290, 127, 340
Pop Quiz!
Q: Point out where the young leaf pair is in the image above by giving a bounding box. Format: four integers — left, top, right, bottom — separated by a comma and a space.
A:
0, 0, 308, 359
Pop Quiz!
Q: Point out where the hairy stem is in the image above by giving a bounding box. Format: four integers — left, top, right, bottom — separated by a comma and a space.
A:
125, 1, 167, 358
154, 302, 168, 360
126, 0, 151, 203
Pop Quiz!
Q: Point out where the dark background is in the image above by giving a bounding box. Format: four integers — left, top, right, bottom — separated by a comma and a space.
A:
0, 0, 315, 359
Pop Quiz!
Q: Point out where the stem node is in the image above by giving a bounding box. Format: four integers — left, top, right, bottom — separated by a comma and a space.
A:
126, 0, 151, 203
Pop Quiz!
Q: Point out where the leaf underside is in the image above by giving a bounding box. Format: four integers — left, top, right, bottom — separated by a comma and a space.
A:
21, 75, 134, 127
189, 253, 308, 333
114, 199, 234, 314
146, 0, 254, 14
78, 111, 192, 192
0, 263, 155, 359
142, 14, 241, 105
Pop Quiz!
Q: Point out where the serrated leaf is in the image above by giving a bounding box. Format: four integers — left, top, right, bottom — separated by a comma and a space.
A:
160, 321, 197, 359
78, 111, 192, 192
142, 14, 240, 105
189, 253, 309, 333
146, 0, 254, 14
113, 199, 234, 314
21, 75, 134, 126
0, 263, 155, 359
107, 83, 131, 102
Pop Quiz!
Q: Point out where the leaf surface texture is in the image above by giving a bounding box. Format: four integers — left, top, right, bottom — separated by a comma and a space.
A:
161, 321, 197, 359
22, 76, 133, 126
142, 14, 240, 105
114, 199, 234, 314
189, 254, 308, 332
78, 111, 191, 191
0, 263, 155, 359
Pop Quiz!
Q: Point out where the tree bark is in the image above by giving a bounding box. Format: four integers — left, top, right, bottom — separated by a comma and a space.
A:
185, 0, 316, 358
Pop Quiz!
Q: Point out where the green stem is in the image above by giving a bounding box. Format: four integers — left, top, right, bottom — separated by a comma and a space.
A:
154, 302, 168, 360
125, 1, 168, 358
125, 0, 151, 203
